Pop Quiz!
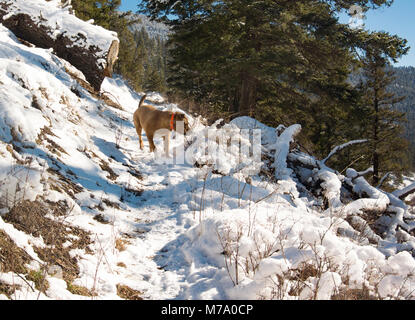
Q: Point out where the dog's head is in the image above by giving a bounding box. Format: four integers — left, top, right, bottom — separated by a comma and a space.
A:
174, 113, 190, 135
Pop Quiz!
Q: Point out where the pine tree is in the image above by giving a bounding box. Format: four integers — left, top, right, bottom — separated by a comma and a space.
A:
358, 48, 409, 185
326, 31, 411, 186
139, 0, 409, 159
71, 0, 121, 28
70, 0, 97, 21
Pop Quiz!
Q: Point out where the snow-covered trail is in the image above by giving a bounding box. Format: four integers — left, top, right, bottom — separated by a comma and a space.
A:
108, 137, 225, 299
0, 21, 209, 298
110, 153, 195, 300
2, 22, 415, 300
94, 97, 273, 299
0, 21, 234, 298
75, 82, 223, 299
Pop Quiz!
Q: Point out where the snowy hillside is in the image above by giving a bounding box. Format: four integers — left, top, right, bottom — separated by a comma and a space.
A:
1, 5, 415, 301
126, 13, 169, 40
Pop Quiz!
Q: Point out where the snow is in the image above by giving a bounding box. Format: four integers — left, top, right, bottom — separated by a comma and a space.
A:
0, 7, 415, 300
272, 124, 301, 180
2, 0, 118, 57
343, 168, 390, 215
230, 116, 276, 148
317, 169, 343, 208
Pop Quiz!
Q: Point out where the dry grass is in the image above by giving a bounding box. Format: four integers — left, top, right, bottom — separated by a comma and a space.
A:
0, 281, 20, 299
115, 238, 129, 252
36, 126, 69, 157
3, 200, 92, 283
116, 284, 143, 300
84, 150, 119, 181
128, 167, 143, 181
292, 262, 319, 282
47, 167, 84, 198
331, 287, 378, 300
100, 92, 124, 111
98, 158, 118, 181
93, 213, 110, 224
66, 282, 96, 297
102, 198, 121, 210
26, 269, 49, 293
123, 187, 143, 197
0, 230, 31, 274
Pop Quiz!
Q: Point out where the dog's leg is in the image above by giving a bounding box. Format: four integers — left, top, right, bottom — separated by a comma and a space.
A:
134, 117, 144, 150
138, 127, 144, 150
147, 133, 156, 152
163, 132, 171, 158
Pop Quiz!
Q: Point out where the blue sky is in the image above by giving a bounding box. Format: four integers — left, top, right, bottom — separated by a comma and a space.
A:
339, 1, 415, 67
119, 0, 139, 13
119, 0, 415, 67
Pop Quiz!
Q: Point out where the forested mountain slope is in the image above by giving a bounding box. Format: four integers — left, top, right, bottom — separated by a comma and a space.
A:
391, 67, 415, 159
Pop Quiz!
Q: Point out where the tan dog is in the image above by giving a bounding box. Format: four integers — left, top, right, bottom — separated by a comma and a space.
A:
133, 95, 190, 156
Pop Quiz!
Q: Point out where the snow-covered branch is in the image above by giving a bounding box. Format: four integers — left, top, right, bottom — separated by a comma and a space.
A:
272, 124, 302, 180
347, 166, 374, 181
377, 172, 391, 189
393, 182, 415, 200
322, 139, 368, 165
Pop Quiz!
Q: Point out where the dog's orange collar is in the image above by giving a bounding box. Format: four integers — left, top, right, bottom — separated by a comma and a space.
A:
170, 112, 175, 131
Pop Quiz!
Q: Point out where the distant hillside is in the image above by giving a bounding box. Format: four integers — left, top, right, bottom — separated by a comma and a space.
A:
125, 13, 169, 41
391, 66, 415, 147
111, 11, 169, 93
350, 66, 415, 166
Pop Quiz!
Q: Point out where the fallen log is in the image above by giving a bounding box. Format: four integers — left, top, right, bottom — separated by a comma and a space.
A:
0, 0, 119, 91
393, 182, 415, 201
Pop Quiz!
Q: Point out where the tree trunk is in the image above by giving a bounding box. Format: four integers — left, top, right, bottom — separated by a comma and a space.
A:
372, 90, 380, 185
372, 151, 380, 185
237, 71, 257, 117
0, 0, 119, 91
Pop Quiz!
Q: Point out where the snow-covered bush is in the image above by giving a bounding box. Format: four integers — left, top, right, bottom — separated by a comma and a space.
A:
178, 122, 415, 300
159, 118, 263, 178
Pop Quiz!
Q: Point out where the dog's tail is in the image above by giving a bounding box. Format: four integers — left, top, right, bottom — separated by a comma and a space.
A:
138, 94, 147, 109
